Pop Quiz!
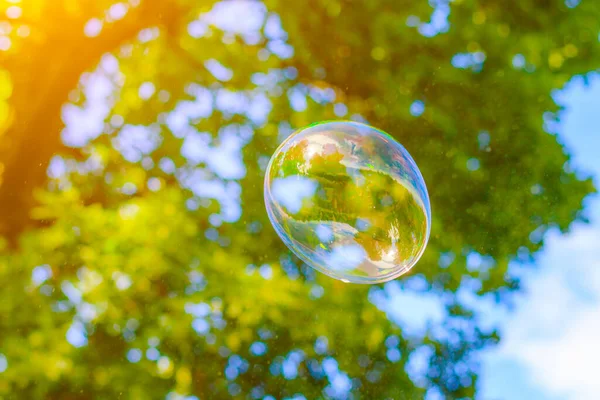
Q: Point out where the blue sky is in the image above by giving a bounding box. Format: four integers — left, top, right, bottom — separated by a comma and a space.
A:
479, 74, 600, 400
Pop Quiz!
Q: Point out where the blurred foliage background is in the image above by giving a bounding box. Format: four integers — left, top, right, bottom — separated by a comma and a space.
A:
0, 0, 597, 398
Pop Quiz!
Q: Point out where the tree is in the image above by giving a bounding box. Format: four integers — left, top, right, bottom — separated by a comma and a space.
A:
0, 0, 597, 398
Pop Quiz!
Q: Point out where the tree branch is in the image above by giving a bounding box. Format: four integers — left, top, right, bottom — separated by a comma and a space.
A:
0, 0, 190, 244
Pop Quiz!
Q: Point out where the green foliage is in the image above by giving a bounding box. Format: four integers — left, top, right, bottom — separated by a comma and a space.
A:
0, 0, 597, 398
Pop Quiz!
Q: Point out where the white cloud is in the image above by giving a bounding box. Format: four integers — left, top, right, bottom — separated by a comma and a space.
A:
486, 214, 600, 400
517, 307, 600, 400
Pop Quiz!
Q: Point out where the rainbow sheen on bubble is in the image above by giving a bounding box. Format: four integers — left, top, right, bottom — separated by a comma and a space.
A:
264, 121, 431, 284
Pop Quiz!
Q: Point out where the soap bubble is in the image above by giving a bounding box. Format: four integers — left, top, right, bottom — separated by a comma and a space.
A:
264, 121, 431, 284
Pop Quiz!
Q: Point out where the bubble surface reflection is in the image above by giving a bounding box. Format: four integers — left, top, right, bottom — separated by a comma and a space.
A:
264, 121, 431, 284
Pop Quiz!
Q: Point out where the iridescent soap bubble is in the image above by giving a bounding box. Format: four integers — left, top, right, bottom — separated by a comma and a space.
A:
264, 121, 431, 284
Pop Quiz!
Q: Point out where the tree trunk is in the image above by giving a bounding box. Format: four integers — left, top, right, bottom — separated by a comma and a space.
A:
0, 1, 187, 244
